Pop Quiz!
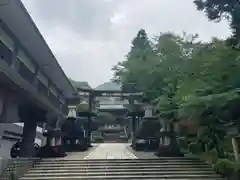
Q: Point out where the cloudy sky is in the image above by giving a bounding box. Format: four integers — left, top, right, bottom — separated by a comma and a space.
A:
21, 0, 230, 88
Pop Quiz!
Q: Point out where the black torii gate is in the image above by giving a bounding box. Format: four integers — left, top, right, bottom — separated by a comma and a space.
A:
69, 84, 143, 146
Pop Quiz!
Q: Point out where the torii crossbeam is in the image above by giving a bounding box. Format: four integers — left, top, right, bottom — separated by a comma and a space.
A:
75, 88, 143, 97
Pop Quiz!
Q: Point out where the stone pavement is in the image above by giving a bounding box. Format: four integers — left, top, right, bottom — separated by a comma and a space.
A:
84, 143, 138, 159
61, 144, 99, 160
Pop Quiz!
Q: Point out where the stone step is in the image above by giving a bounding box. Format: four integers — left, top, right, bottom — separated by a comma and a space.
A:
20, 156, 224, 180
28, 167, 214, 173
22, 171, 220, 177
31, 164, 211, 170
40, 157, 197, 161
34, 162, 206, 167
38, 160, 202, 164
20, 174, 222, 180
39, 158, 201, 163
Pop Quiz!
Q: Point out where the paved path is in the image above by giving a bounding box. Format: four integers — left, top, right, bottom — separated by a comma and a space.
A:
61, 144, 99, 160
84, 143, 138, 159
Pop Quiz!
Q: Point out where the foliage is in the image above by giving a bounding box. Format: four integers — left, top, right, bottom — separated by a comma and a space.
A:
194, 0, 240, 47
112, 29, 159, 102
69, 78, 91, 90
112, 28, 240, 161
91, 136, 104, 143
95, 82, 121, 91
97, 112, 116, 125
214, 158, 236, 176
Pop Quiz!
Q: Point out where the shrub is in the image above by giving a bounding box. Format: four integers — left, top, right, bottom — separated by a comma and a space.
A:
214, 158, 235, 177
119, 136, 129, 142
92, 136, 104, 143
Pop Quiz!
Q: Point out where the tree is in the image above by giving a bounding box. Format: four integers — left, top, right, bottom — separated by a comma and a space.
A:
97, 112, 116, 125
112, 29, 158, 102
69, 78, 91, 90
112, 28, 240, 158
194, 0, 240, 47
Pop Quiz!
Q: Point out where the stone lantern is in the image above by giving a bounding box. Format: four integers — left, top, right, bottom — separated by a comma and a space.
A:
226, 123, 239, 162
144, 105, 153, 118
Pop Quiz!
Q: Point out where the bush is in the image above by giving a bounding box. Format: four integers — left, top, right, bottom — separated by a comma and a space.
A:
119, 136, 129, 142
214, 159, 235, 177
92, 136, 104, 143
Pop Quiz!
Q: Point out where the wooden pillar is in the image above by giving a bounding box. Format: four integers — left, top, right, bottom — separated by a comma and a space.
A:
87, 93, 93, 146
132, 114, 136, 141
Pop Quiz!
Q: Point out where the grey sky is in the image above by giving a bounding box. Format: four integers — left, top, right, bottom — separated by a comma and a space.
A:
21, 0, 230, 88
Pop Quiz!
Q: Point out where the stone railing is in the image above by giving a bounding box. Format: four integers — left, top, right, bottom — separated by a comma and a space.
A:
0, 158, 40, 180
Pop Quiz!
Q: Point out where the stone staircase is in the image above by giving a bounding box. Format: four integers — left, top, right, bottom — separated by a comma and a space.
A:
19, 157, 225, 180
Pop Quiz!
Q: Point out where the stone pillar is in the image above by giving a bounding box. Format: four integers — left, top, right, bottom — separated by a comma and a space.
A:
20, 121, 37, 157
51, 137, 56, 146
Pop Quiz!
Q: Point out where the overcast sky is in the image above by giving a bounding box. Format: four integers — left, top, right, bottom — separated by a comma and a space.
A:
21, 0, 230, 88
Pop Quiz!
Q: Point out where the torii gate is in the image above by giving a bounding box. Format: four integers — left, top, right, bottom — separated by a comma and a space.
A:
68, 84, 143, 146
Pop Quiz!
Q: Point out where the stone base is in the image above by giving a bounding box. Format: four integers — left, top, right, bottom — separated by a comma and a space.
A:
63, 138, 89, 152
155, 144, 183, 157
36, 145, 67, 158
132, 139, 159, 151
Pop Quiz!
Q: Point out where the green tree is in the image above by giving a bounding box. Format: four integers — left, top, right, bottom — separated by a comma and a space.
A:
112, 29, 158, 102
113, 29, 240, 158
97, 112, 116, 125
176, 39, 240, 157
194, 0, 240, 47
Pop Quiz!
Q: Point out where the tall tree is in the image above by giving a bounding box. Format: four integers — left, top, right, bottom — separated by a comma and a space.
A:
112, 29, 158, 101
